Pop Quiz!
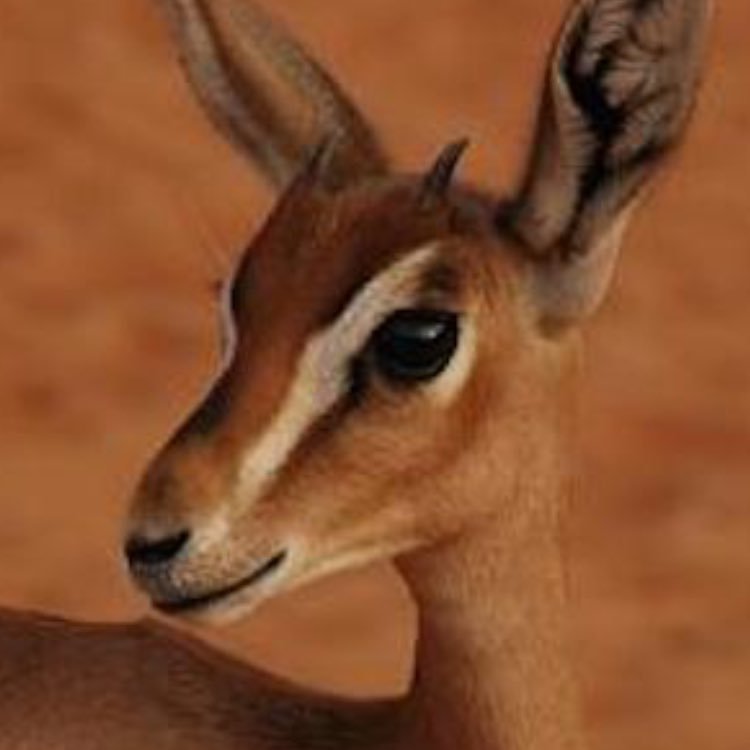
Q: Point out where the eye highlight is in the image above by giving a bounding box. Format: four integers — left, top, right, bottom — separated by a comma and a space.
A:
370, 309, 460, 384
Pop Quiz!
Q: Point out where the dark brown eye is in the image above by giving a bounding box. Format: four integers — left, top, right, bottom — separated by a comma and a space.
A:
371, 309, 459, 383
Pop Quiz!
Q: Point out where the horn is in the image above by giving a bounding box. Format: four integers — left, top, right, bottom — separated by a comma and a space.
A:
420, 138, 470, 204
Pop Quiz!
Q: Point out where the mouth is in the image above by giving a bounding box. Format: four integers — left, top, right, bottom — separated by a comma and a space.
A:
155, 550, 288, 615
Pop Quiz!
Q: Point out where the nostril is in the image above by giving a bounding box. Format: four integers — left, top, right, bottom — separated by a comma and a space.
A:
125, 529, 191, 568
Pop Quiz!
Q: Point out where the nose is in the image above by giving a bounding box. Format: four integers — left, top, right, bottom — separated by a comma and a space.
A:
125, 529, 191, 569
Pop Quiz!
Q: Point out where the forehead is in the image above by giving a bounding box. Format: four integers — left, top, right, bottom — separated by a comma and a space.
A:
180, 179, 512, 442
229, 178, 497, 343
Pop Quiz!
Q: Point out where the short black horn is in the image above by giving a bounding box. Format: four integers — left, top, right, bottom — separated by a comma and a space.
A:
420, 138, 470, 204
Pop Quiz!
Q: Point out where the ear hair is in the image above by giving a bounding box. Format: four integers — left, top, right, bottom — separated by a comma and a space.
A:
507, 0, 710, 329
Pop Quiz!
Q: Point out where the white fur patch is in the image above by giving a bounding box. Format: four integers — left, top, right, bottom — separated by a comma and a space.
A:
428, 316, 477, 406
231, 245, 441, 510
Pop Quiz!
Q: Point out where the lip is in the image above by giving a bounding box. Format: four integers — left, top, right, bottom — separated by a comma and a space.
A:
155, 550, 288, 615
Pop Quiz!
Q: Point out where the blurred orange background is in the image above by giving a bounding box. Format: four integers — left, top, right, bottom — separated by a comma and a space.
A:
0, 1, 748, 749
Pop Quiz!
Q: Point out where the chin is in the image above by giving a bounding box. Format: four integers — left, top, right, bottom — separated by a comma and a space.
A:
174, 588, 271, 625
153, 550, 293, 624
159, 575, 284, 625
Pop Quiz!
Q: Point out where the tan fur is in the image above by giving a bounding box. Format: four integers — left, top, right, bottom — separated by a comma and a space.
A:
235, 244, 441, 511
0, 0, 709, 748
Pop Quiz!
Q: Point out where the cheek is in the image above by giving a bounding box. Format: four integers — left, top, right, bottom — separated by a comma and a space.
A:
253, 421, 413, 550
246, 341, 487, 548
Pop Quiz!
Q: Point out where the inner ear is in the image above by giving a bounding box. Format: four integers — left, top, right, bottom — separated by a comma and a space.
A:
506, 0, 710, 329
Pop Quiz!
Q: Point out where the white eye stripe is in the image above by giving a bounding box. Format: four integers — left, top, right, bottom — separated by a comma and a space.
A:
319, 244, 442, 366
232, 244, 442, 512
428, 316, 476, 405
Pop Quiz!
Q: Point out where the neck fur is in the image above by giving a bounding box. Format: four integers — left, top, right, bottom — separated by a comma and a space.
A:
396, 455, 585, 750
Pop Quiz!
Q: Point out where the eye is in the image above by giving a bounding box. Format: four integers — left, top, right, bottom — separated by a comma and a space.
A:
371, 309, 460, 384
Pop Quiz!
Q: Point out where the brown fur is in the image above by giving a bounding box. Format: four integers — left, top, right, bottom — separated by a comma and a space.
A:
0, 0, 709, 748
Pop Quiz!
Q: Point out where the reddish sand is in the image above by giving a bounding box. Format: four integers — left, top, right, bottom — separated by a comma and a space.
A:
0, 1, 748, 748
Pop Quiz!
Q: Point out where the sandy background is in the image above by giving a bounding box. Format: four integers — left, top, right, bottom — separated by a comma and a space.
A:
0, 1, 748, 748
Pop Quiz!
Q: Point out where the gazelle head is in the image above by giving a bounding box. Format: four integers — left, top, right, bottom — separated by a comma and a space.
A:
125, 0, 709, 620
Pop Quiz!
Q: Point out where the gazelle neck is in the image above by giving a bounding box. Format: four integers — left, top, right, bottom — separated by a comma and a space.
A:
397, 450, 585, 750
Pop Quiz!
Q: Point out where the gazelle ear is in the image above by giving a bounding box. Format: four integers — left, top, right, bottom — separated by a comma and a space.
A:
507, 0, 710, 330
155, 0, 388, 190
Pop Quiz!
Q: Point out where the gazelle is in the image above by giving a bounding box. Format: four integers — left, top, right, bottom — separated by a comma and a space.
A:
0, 0, 708, 748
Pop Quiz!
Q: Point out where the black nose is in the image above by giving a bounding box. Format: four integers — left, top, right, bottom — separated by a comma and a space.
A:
125, 529, 191, 568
